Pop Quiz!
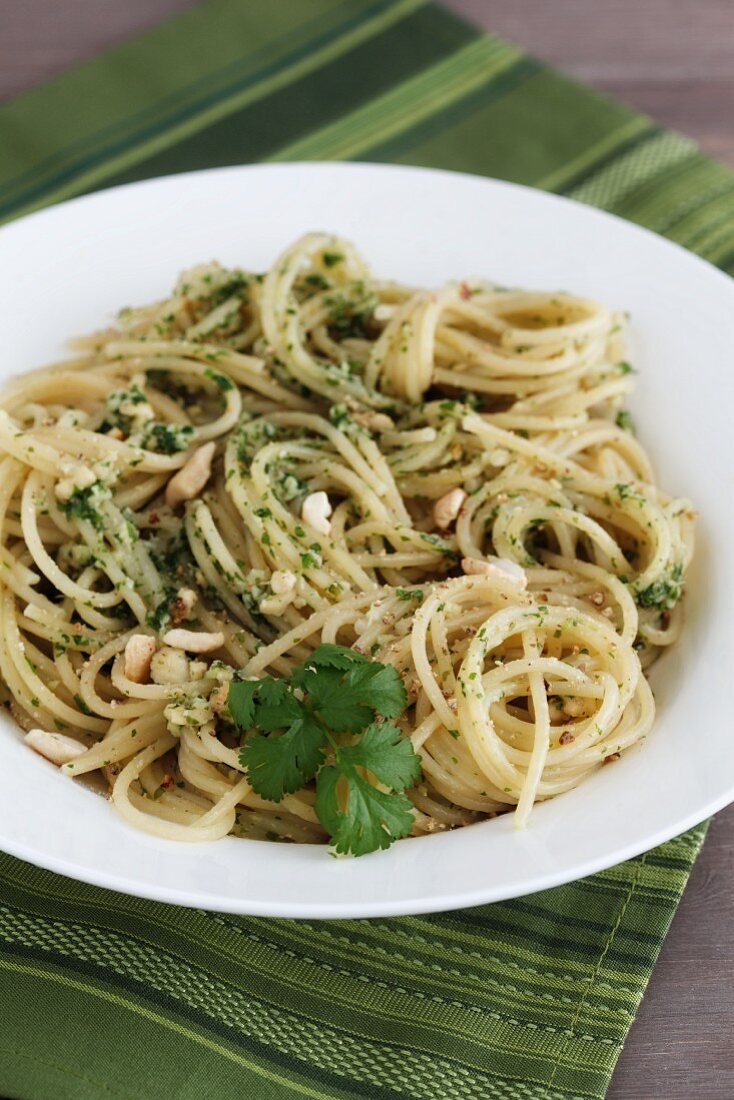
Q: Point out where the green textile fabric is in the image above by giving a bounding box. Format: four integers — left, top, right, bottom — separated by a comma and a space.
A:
0, 1, 725, 1097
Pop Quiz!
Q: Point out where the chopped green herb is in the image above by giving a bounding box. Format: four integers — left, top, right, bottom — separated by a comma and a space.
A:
615, 410, 636, 434
74, 693, 92, 716
635, 563, 684, 611
142, 422, 195, 455
204, 367, 234, 392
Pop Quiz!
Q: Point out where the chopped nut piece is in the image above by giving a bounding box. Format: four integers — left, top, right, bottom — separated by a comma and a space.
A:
165, 441, 215, 509
260, 570, 298, 616
210, 683, 230, 714
161, 628, 225, 653
461, 556, 527, 588
25, 729, 86, 766
150, 646, 190, 685
270, 570, 296, 595
260, 594, 292, 616
55, 464, 96, 502
170, 587, 197, 624
344, 397, 394, 433
433, 488, 466, 529
301, 491, 332, 536
124, 634, 156, 683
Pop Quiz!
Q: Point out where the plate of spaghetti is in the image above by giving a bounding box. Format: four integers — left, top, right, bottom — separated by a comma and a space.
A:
0, 163, 730, 917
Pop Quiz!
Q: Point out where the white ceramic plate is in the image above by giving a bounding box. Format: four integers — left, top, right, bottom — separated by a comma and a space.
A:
0, 162, 732, 918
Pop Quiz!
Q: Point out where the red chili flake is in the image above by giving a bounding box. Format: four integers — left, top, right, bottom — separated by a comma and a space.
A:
160, 773, 175, 789
148, 511, 160, 525
603, 752, 621, 765
559, 731, 575, 745
459, 282, 471, 301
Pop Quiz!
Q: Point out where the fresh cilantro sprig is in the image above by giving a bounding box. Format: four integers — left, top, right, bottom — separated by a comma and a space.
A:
228, 644, 420, 855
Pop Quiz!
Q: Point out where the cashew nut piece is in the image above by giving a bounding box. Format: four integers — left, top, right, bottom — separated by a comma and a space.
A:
25, 729, 87, 766
165, 442, 216, 509
271, 570, 296, 595
301, 491, 332, 536
124, 633, 157, 683
260, 570, 298, 616
150, 646, 190, 685
161, 628, 225, 653
461, 556, 527, 588
433, 488, 466, 529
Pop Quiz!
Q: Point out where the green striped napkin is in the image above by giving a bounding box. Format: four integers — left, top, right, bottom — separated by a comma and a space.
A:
0, 2, 725, 1097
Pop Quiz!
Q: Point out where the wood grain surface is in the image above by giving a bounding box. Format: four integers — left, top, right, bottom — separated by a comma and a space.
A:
1, 3, 733, 1097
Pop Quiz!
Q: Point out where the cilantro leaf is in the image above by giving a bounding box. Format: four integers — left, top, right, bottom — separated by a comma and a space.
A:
229, 677, 303, 731
315, 765, 416, 856
342, 663, 407, 720
253, 678, 304, 730
298, 659, 406, 732
228, 680, 259, 729
294, 664, 344, 714
240, 716, 325, 802
300, 643, 369, 671
337, 723, 422, 790
289, 644, 405, 731
228, 646, 413, 854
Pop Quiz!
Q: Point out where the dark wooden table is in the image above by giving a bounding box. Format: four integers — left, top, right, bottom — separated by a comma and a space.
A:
2, 3, 733, 1096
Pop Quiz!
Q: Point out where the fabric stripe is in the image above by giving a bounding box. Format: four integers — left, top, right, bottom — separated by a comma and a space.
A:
0, 0, 435, 221
94, 3, 478, 195
0, 0, 356, 197
266, 37, 524, 162
0, 958, 347, 1100
0, 824, 705, 1100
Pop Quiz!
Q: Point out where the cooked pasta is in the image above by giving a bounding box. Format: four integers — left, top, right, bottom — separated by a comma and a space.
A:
0, 233, 695, 848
